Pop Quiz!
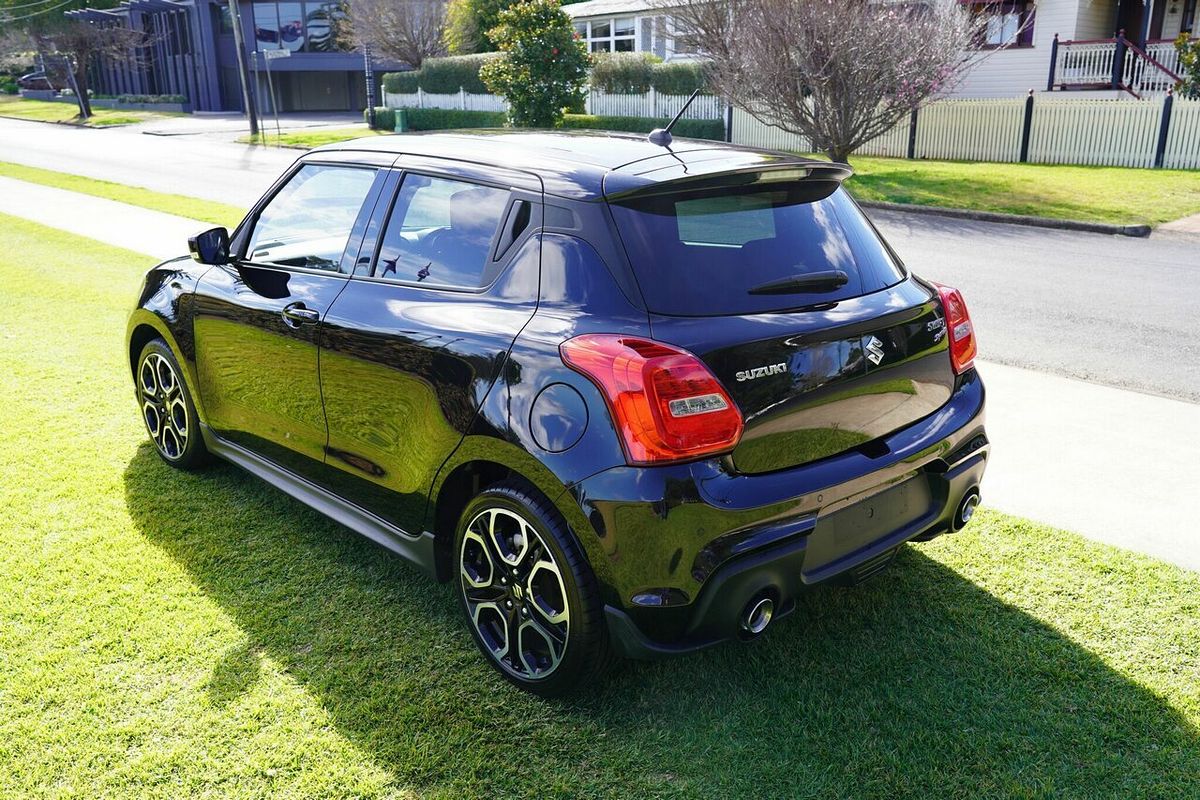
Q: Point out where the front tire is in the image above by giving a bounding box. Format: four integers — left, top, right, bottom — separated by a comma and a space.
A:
135, 338, 209, 470
455, 481, 613, 695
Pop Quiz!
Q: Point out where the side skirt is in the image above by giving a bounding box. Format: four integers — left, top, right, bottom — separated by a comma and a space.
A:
200, 424, 437, 576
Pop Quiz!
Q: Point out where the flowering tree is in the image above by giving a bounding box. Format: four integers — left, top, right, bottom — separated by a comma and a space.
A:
670, 0, 990, 162
479, 0, 588, 128
1177, 32, 1200, 99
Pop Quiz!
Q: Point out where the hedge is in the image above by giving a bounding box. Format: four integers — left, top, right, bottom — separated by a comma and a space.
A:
561, 113, 722, 140
382, 54, 500, 95
367, 106, 507, 130
589, 52, 711, 96
369, 106, 724, 140
384, 52, 710, 97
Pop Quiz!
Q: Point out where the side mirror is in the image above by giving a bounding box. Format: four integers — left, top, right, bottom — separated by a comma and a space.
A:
188, 227, 230, 265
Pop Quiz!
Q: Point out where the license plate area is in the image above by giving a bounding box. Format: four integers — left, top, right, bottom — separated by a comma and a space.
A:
802, 477, 932, 583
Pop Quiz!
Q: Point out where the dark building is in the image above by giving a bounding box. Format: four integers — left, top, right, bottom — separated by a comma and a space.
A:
68, 0, 405, 113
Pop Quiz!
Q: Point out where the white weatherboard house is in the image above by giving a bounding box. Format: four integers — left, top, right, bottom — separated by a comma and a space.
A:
566, 0, 1198, 98
565, 0, 700, 60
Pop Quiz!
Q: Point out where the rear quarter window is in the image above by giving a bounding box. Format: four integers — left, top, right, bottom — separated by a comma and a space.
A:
609, 185, 905, 317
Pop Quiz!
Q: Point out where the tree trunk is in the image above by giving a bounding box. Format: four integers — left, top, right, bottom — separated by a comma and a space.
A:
74, 65, 92, 119
827, 146, 852, 164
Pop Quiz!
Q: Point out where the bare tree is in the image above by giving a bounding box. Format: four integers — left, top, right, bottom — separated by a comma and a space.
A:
33, 20, 147, 118
340, 0, 448, 68
671, 0, 995, 162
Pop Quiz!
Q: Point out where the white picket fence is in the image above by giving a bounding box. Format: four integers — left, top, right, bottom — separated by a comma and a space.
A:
732, 95, 1200, 170
585, 89, 723, 119
384, 88, 508, 112
384, 87, 724, 119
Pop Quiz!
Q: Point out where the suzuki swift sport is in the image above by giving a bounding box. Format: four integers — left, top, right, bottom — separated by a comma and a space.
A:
127, 130, 988, 695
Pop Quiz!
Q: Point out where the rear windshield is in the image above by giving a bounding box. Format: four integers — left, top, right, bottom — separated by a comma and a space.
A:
609, 184, 905, 316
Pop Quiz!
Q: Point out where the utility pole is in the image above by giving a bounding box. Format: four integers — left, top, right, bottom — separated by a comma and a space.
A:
363, 42, 375, 129
226, 0, 259, 137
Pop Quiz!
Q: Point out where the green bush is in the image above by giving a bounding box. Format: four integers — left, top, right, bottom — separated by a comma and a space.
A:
561, 113, 723, 140
402, 107, 508, 129
480, 0, 590, 128
1178, 32, 1200, 99
382, 54, 501, 95
371, 107, 723, 139
650, 61, 710, 95
589, 52, 659, 94
0, 78, 18, 95
114, 93, 187, 104
364, 106, 395, 130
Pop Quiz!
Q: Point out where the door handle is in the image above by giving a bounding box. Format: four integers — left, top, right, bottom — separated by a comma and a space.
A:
281, 303, 321, 327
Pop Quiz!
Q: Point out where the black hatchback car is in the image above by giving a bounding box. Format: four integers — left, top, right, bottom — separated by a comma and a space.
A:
127, 131, 988, 694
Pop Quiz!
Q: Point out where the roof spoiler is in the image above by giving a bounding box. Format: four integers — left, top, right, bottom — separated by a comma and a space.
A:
603, 160, 854, 203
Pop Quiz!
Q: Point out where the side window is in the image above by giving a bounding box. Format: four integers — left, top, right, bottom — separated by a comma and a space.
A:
374, 174, 512, 289
246, 164, 377, 272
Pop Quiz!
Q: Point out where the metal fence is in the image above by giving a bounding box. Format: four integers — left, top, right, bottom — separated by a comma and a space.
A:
732, 95, 1200, 170
384, 87, 724, 120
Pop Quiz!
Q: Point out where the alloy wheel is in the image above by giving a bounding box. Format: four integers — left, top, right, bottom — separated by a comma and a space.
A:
138, 351, 189, 461
459, 506, 570, 680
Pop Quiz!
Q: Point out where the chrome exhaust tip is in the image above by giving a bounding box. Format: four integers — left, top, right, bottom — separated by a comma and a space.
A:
740, 596, 775, 636
953, 488, 981, 531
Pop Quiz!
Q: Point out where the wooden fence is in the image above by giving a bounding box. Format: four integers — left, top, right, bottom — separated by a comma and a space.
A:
384, 88, 724, 120
732, 95, 1200, 170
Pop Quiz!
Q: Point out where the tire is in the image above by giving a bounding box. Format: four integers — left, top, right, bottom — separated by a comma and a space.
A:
135, 338, 210, 470
454, 480, 614, 696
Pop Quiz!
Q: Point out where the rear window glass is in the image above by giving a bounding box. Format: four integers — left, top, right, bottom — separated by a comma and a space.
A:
610, 185, 905, 316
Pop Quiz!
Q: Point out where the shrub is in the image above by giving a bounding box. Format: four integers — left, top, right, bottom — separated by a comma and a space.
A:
650, 61, 709, 96
480, 0, 590, 127
590, 52, 659, 94
402, 107, 508, 129
560, 113, 723, 140
114, 93, 187, 104
382, 53, 500, 94
364, 106, 396, 130
1178, 33, 1200, 99
0, 78, 18, 95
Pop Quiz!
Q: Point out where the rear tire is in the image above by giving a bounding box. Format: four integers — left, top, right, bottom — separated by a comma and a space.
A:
454, 481, 614, 696
135, 339, 210, 470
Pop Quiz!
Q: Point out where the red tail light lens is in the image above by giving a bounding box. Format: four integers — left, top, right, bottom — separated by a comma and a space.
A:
559, 334, 744, 465
935, 283, 977, 374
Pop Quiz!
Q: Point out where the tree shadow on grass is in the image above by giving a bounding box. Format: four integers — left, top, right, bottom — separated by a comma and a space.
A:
123, 445, 1200, 798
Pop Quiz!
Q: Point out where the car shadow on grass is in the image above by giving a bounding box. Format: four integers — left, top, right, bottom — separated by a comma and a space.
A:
123, 445, 1200, 798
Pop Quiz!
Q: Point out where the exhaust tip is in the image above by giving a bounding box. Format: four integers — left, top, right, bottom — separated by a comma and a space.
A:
740, 596, 775, 636
954, 488, 981, 531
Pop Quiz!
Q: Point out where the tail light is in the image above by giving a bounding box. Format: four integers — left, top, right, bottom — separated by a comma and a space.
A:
934, 283, 977, 374
559, 334, 744, 465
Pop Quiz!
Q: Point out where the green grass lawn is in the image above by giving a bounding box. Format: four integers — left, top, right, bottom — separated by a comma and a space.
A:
844, 156, 1200, 227
0, 161, 244, 228
1, 211, 1199, 798
0, 94, 184, 127
239, 125, 387, 149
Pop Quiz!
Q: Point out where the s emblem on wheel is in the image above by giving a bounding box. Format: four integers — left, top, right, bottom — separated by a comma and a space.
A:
460, 507, 569, 680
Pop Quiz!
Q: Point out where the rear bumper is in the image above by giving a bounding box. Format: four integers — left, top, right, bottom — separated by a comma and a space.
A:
565, 369, 988, 659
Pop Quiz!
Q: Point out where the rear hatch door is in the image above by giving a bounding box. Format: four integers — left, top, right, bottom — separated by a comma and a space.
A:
606, 168, 955, 474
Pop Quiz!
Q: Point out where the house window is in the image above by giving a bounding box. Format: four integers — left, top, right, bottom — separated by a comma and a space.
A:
577, 17, 637, 53
971, 1, 1035, 48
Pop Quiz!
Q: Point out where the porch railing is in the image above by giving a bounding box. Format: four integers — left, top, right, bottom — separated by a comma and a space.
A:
1048, 31, 1190, 99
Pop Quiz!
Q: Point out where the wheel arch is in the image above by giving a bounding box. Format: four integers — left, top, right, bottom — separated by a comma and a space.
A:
427, 438, 612, 591
126, 308, 207, 424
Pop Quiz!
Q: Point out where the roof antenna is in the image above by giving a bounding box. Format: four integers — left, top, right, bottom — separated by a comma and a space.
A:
648, 89, 701, 147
